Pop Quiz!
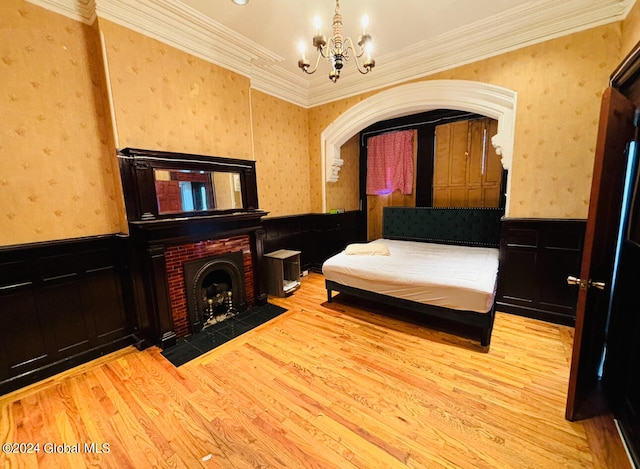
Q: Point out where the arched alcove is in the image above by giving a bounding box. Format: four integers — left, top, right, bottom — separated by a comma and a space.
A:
320, 80, 517, 215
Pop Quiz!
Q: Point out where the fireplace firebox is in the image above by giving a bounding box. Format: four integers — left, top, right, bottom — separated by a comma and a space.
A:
183, 251, 247, 333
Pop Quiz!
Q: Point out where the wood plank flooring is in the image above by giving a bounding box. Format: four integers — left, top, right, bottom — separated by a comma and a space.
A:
0, 273, 631, 468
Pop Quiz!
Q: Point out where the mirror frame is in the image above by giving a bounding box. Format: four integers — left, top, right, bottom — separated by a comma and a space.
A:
118, 148, 259, 221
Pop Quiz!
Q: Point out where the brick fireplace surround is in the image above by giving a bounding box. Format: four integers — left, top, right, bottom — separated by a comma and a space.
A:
117, 148, 266, 349
164, 235, 255, 338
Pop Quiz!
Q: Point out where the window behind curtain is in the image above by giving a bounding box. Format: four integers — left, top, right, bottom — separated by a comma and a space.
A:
366, 130, 414, 195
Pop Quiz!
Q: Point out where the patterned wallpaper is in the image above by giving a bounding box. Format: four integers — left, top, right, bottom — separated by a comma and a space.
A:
326, 134, 360, 212
623, 1, 640, 67
101, 22, 315, 218
250, 90, 311, 217
308, 93, 375, 212
4, 0, 640, 247
0, 0, 123, 246
99, 20, 253, 160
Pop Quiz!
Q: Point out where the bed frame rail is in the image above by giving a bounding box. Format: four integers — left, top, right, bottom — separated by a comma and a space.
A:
326, 280, 495, 346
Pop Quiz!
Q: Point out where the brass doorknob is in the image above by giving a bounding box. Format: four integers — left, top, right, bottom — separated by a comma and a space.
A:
567, 276, 582, 286
566, 276, 606, 290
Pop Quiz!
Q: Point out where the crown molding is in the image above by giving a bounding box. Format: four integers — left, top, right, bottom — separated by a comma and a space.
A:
306, 0, 634, 107
27, 0, 96, 24
26, 0, 635, 108
249, 63, 311, 107
95, 0, 283, 79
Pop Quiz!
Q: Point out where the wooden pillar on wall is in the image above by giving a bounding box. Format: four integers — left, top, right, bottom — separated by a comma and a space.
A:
141, 245, 177, 349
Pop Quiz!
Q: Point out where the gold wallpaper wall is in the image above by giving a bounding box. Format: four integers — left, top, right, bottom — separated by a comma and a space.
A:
310, 23, 625, 219
0, 0, 123, 246
4, 0, 640, 248
326, 134, 360, 212
250, 90, 311, 217
250, 90, 311, 216
100, 22, 315, 218
623, 1, 640, 69
99, 20, 253, 160
308, 94, 374, 212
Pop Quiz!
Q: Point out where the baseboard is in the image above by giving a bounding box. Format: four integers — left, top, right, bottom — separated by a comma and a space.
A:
496, 302, 576, 326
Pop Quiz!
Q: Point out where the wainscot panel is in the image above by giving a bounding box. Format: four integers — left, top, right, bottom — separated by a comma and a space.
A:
0, 235, 136, 395
262, 211, 366, 271
496, 218, 587, 325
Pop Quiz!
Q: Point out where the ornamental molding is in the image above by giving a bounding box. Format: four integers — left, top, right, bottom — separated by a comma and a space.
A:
320, 80, 518, 215
27, 0, 634, 108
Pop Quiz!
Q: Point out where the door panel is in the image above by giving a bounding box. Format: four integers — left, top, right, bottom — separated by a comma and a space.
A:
433, 118, 502, 208
566, 87, 637, 420
468, 119, 485, 185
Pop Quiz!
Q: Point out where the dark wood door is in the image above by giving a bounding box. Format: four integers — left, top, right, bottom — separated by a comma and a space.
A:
602, 126, 640, 465
565, 87, 636, 421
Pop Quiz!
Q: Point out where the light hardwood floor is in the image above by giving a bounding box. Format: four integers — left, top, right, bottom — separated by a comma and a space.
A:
0, 273, 631, 468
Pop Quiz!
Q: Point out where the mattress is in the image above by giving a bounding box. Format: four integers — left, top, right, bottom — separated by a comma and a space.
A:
322, 239, 499, 313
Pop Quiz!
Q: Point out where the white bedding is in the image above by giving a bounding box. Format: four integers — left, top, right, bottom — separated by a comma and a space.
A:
322, 239, 499, 313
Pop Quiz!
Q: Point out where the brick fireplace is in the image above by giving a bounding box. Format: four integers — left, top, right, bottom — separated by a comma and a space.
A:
117, 148, 267, 349
164, 235, 255, 338
125, 211, 266, 349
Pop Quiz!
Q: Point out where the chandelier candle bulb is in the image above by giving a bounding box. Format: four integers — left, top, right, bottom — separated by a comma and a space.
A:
364, 41, 374, 68
298, 42, 306, 61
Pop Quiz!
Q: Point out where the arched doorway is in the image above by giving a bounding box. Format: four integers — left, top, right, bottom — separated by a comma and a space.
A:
320, 80, 517, 214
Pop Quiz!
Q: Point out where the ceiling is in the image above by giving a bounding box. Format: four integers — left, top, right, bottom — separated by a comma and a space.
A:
30, 0, 636, 107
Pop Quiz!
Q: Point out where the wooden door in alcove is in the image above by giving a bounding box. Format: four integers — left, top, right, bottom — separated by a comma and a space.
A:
433, 117, 502, 208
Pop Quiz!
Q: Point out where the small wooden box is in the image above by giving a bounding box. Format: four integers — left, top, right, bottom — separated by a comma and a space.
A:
263, 249, 301, 297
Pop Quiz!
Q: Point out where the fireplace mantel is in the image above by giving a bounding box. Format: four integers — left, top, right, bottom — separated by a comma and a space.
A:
129, 210, 268, 247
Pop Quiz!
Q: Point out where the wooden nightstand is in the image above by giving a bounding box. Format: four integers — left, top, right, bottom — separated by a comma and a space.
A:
263, 249, 301, 297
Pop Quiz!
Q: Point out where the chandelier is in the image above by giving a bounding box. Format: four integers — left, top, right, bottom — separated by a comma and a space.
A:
297, 0, 375, 83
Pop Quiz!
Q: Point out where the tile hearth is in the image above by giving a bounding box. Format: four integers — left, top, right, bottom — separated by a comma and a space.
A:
160, 303, 287, 366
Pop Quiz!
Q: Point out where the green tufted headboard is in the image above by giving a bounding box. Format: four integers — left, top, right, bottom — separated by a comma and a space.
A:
382, 207, 504, 247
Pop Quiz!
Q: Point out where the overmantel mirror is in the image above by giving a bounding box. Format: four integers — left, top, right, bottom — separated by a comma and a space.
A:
117, 148, 260, 222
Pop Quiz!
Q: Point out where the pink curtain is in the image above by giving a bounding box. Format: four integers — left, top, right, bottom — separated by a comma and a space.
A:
366, 130, 414, 195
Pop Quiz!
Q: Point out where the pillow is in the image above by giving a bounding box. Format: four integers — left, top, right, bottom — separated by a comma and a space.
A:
344, 242, 390, 256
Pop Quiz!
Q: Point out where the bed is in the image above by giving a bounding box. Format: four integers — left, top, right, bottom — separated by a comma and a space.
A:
322, 207, 504, 346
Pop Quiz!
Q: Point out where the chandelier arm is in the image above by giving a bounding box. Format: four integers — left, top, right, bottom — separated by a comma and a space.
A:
318, 46, 331, 60
302, 50, 325, 75
343, 37, 357, 59
343, 37, 373, 74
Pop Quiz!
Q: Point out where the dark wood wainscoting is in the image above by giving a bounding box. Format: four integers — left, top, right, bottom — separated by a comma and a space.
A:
0, 235, 135, 395
496, 218, 587, 325
262, 211, 366, 271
